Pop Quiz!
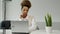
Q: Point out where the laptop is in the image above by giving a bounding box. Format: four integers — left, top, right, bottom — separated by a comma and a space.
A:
11, 20, 29, 33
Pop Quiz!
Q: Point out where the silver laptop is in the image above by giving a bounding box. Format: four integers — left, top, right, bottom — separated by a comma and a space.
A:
11, 20, 29, 33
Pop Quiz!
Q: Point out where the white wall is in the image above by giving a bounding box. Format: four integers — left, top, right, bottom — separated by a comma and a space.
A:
0, 0, 4, 22
6, 0, 60, 22
0, 0, 2, 22
30, 0, 60, 22
6, 0, 21, 20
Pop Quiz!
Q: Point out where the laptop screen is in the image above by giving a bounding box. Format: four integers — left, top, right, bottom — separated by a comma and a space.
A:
11, 20, 29, 33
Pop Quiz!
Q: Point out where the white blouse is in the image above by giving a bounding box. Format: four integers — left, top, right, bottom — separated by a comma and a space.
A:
19, 15, 37, 32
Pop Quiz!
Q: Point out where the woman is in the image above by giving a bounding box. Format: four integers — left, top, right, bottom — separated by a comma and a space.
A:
19, 0, 38, 32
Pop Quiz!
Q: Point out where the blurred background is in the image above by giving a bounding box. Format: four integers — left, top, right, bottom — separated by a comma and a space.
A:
0, 0, 60, 31
0, 0, 60, 22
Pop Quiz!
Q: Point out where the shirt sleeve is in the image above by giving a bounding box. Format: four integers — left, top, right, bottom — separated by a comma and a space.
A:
29, 17, 37, 32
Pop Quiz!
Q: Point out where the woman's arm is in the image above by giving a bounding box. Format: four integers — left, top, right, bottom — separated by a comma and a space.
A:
29, 16, 37, 32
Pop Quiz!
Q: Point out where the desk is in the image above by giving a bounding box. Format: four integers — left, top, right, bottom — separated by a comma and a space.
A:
0, 29, 11, 34
0, 29, 3, 34
30, 30, 60, 34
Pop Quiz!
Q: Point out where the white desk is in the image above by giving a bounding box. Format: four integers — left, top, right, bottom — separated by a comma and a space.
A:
0, 29, 12, 34
0, 29, 3, 34
30, 30, 60, 34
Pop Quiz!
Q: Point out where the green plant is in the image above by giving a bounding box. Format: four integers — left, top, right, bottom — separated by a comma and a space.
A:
45, 14, 52, 27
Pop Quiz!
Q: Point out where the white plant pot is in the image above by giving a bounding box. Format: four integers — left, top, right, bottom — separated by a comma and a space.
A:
45, 26, 52, 34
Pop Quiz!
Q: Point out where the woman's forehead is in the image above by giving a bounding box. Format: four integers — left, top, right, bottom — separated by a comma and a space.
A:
23, 6, 29, 9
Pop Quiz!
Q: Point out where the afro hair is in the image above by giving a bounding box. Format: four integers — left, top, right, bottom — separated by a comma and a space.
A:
21, 0, 31, 9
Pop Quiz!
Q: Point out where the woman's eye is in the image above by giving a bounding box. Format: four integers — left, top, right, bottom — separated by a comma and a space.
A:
23, 9, 25, 11
27, 10, 28, 11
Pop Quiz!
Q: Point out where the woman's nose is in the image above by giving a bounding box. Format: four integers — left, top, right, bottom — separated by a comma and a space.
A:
24, 11, 27, 12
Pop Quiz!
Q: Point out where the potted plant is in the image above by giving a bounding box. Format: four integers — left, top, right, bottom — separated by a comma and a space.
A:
45, 13, 52, 34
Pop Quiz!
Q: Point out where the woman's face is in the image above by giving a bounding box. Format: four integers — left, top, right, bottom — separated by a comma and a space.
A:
21, 6, 29, 18
22, 6, 29, 14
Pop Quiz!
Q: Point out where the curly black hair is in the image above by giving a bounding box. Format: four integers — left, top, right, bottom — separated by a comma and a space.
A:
21, 0, 31, 9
